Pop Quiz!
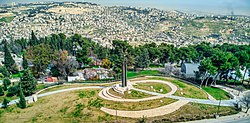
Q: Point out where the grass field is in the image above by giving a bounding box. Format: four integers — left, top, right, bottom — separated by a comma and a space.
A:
202, 87, 230, 100
0, 89, 238, 123
127, 70, 161, 79
104, 98, 177, 111
134, 82, 171, 94
109, 89, 152, 99
148, 103, 239, 122
149, 77, 208, 99
0, 16, 15, 23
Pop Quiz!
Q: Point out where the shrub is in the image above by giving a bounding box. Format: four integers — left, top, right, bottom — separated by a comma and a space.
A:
0, 86, 4, 96
87, 98, 103, 108
2, 98, 10, 108
78, 90, 96, 98
72, 103, 85, 117
7, 85, 20, 97
3, 78, 11, 91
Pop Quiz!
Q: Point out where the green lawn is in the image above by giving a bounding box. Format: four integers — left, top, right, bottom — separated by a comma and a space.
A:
0, 16, 15, 23
127, 70, 161, 79
0, 89, 239, 123
202, 87, 230, 100
149, 64, 164, 68
149, 77, 208, 99
109, 89, 152, 99
134, 82, 171, 94
104, 98, 177, 111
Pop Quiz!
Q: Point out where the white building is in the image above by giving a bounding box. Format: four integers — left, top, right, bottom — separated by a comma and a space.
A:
181, 63, 200, 78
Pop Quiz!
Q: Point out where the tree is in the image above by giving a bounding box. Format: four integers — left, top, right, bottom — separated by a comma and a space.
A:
6, 85, 20, 97
26, 44, 55, 77
29, 30, 38, 46
76, 46, 92, 67
3, 78, 11, 91
199, 58, 217, 87
22, 53, 28, 70
135, 48, 150, 69
0, 86, 4, 96
2, 98, 10, 108
102, 58, 112, 69
3, 40, 15, 70
19, 70, 37, 96
0, 66, 10, 77
240, 93, 250, 113
18, 89, 26, 109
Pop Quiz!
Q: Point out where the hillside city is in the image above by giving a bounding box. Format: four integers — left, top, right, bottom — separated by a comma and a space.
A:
0, 1, 249, 123
0, 2, 249, 47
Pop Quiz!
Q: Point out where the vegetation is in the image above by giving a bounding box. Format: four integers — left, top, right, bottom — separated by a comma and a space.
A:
0, 87, 4, 96
149, 77, 208, 99
202, 87, 230, 100
3, 40, 15, 71
109, 89, 152, 99
3, 78, 11, 91
0, 16, 15, 23
127, 70, 161, 78
149, 103, 239, 122
104, 98, 176, 111
19, 70, 37, 96
134, 82, 171, 94
0, 89, 239, 123
2, 98, 10, 108
18, 89, 27, 109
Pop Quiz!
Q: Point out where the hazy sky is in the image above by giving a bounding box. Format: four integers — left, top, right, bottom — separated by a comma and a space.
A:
0, 0, 249, 15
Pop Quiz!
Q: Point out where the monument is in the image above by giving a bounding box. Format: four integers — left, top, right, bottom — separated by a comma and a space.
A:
122, 61, 127, 87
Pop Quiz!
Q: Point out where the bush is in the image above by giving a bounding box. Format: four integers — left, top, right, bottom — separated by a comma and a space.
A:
87, 98, 103, 108
7, 85, 20, 97
2, 98, 10, 108
78, 90, 96, 98
3, 78, 11, 91
0, 86, 4, 96
72, 103, 85, 117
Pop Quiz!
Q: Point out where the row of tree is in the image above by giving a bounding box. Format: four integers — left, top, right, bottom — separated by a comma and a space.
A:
1, 32, 249, 85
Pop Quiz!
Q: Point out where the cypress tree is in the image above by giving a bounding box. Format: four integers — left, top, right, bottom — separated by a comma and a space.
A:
3, 40, 15, 70
22, 53, 28, 70
0, 86, 4, 96
19, 70, 37, 96
18, 89, 26, 109
29, 30, 38, 46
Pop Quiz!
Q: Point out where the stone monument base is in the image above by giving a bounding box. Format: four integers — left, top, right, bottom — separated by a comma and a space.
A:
112, 81, 133, 94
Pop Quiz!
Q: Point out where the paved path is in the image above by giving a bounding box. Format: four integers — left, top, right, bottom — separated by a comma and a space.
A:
98, 80, 178, 102
132, 84, 237, 106
101, 100, 189, 118
98, 87, 167, 102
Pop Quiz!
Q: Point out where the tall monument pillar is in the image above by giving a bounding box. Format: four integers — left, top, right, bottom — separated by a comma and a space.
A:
122, 61, 127, 87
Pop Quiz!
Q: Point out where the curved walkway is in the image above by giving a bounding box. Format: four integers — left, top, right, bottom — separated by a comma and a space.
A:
98, 80, 178, 102
132, 87, 236, 106
101, 100, 189, 118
